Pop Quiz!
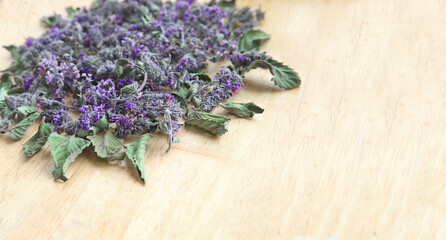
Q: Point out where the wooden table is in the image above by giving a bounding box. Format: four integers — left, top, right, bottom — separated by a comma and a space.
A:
1, 0, 445, 239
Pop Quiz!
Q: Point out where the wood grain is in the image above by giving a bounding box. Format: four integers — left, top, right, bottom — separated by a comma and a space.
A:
1, 0, 446, 239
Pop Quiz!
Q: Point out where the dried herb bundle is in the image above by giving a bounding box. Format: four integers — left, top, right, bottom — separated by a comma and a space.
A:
0, 0, 300, 182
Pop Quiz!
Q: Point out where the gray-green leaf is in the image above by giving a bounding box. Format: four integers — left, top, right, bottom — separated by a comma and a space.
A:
94, 115, 109, 130
190, 73, 212, 83
41, 14, 58, 27
23, 121, 53, 157
185, 109, 230, 135
0, 73, 13, 90
2, 46, 25, 74
172, 86, 189, 114
66, 7, 80, 18
0, 119, 11, 132
218, 0, 236, 10
245, 58, 301, 89
1, 103, 13, 119
88, 131, 124, 158
75, 126, 101, 138
115, 59, 131, 77
91, 0, 99, 8
17, 106, 37, 121
238, 29, 270, 52
219, 101, 264, 118
121, 82, 139, 94
125, 133, 152, 183
0, 88, 8, 102
9, 112, 40, 140
107, 152, 126, 164
172, 86, 188, 99
0, 74, 11, 102
49, 133, 91, 181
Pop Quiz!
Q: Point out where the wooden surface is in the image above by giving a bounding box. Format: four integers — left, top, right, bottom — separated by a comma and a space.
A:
1, 0, 445, 239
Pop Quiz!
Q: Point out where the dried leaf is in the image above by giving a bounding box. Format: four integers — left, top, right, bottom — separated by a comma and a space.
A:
218, 0, 236, 10
185, 109, 230, 135
49, 133, 91, 181
41, 14, 58, 27
66, 7, 80, 18
2, 46, 25, 74
238, 29, 270, 51
125, 133, 152, 183
94, 115, 109, 130
219, 101, 264, 118
121, 82, 139, 94
88, 131, 124, 158
9, 112, 40, 141
23, 121, 53, 157
245, 58, 301, 89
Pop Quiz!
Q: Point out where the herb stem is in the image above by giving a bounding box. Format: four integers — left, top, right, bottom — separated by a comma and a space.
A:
134, 64, 148, 93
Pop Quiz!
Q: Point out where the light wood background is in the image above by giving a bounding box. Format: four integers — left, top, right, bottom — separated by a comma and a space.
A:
1, 0, 445, 239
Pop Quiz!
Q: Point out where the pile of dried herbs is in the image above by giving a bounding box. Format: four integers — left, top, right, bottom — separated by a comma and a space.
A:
0, 0, 300, 183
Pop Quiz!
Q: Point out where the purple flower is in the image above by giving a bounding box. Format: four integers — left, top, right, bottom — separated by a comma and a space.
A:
25, 37, 33, 47
125, 101, 133, 110
24, 76, 35, 90
174, 56, 198, 71
79, 114, 91, 130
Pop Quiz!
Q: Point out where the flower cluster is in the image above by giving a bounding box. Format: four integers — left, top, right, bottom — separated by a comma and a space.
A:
229, 51, 270, 69
174, 56, 198, 71
201, 68, 244, 111
3, 0, 266, 138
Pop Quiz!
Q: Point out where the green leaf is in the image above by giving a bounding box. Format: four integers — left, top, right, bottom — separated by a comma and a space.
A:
3, 45, 18, 58
121, 82, 139, 94
190, 73, 212, 83
107, 152, 126, 164
76, 129, 92, 138
0, 88, 8, 102
218, 0, 236, 9
17, 106, 37, 115
172, 86, 189, 114
41, 14, 58, 27
17, 106, 37, 121
125, 133, 152, 183
149, 2, 160, 12
191, 95, 202, 108
1, 102, 13, 119
88, 131, 124, 158
49, 133, 91, 181
7, 86, 25, 95
75, 126, 101, 138
66, 7, 80, 18
0, 73, 12, 101
238, 29, 270, 51
23, 121, 53, 157
0, 119, 11, 132
0, 73, 13, 90
216, 33, 225, 39
9, 112, 40, 141
175, 96, 188, 116
185, 109, 230, 135
115, 59, 131, 77
219, 101, 264, 118
187, 83, 199, 99
91, 0, 99, 8
151, 31, 161, 37
94, 115, 109, 130
245, 58, 301, 89
2, 46, 25, 74
141, 6, 151, 25
136, 61, 144, 68
172, 86, 188, 99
